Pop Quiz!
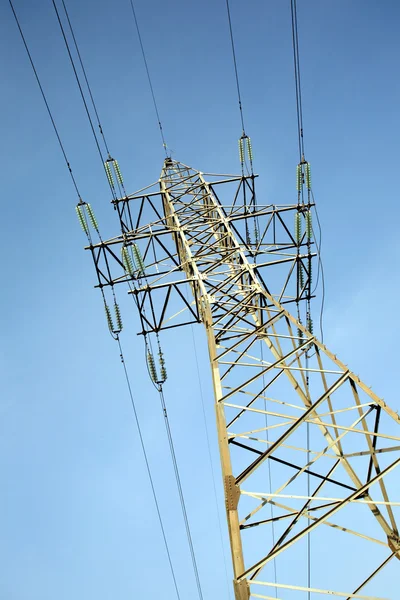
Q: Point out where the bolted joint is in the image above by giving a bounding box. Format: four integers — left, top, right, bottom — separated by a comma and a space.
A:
233, 579, 250, 600
388, 535, 400, 559
225, 475, 240, 511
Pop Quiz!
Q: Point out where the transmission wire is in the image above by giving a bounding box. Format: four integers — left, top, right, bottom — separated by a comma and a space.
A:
290, 2, 310, 596
51, 0, 117, 199
128, 0, 169, 156
8, 0, 81, 199
60, 0, 111, 157
131, 288, 203, 599
158, 387, 204, 600
225, 0, 246, 134
117, 337, 182, 599
290, 0, 304, 160
10, 4, 181, 594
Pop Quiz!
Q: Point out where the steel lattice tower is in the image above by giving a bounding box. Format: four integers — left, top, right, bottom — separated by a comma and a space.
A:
86, 158, 400, 599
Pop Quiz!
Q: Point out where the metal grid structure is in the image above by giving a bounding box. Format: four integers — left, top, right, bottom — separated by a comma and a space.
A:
86, 159, 400, 599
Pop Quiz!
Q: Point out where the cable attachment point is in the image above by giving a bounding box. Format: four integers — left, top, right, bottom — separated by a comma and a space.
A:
76, 203, 89, 234
105, 155, 127, 195
121, 245, 135, 276
238, 134, 253, 168
146, 334, 167, 386
157, 335, 167, 383
307, 313, 314, 335
295, 211, 302, 243
132, 243, 145, 277
297, 158, 312, 191
76, 201, 100, 236
104, 159, 115, 189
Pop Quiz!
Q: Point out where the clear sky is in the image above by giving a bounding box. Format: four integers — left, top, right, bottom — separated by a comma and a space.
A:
1, 0, 399, 599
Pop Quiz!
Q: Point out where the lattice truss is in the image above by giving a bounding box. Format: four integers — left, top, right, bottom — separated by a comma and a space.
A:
87, 159, 400, 600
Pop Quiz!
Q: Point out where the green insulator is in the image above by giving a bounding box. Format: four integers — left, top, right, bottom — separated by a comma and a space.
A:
299, 263, 304, 290
238, 138, 244, 163
113, 159, 124, 185
114, 302, 123, 331
296, 164, 302, 191
306, 210, 312, 239
104, 161, 115, 187
246, 137, 253, 161
254, 222, 259, 245
158, 350, 167, 383
104, 302, 114, 332
308, 257, 312, 286
132, 244, 145, 276
86, 203, 98, 230
307, 316, 314, 335
295, 212, 302, 243
305, 163, 312, 189
76, 205, 88, 234
121, 246, 135, 276
147, 350, 158, 383
297, 328, 303, 343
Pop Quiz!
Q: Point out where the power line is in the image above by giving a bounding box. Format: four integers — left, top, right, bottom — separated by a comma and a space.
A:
225, 0, 246, 134
290, 4, 311, 598
51, 0, 118, 198
117, 337, 182, 600
128, 0, 169, 156
51, 0, 104, 165
126, 287, 204, 599
60, 0, 111, 157
8, 0, 81, 199
142, 329, 204, 600
158, 387, 204, 600
290, 0, 305, 160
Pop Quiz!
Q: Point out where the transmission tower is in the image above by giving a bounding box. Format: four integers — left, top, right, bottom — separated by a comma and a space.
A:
82, 158, 400, 599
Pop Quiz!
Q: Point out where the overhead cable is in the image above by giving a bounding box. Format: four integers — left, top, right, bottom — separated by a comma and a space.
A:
225, 0, 246, 135
290, 0, 305, 160
158, 387, 204, 600
60, 0, 111, 157
128, 0, 169, 156
51, 0, 117, 199
117, 337, 182, 600
8, 0, 81, 199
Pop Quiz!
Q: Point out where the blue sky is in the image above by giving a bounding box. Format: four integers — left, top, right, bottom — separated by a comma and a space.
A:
1, 0, 399, 598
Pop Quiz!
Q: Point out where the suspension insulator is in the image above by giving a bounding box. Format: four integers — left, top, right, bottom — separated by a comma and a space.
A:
121, 246, 135, 276
254, 222, 259, 245
245, 221, 251, 246
113, 159, 124, 185
104, 302, 114, 332
299, 262, 304, 290
158, 350, 167, 383
296, 164, 302, 191
246, 137, 253, 161
238, 138, 244, 164
306, 210, 312, 239
132, 244, 145, 276
305, 162, 312, 189
147, 350, 158, 383
114, 302, 123, 332
295, 212, 302, 243
307, 316, 314, 335
86, 203, 99, 231
104, 161, 115, 188
76, 205, 89, 234
297, 328, 303, 343
308, 257, 312, 286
